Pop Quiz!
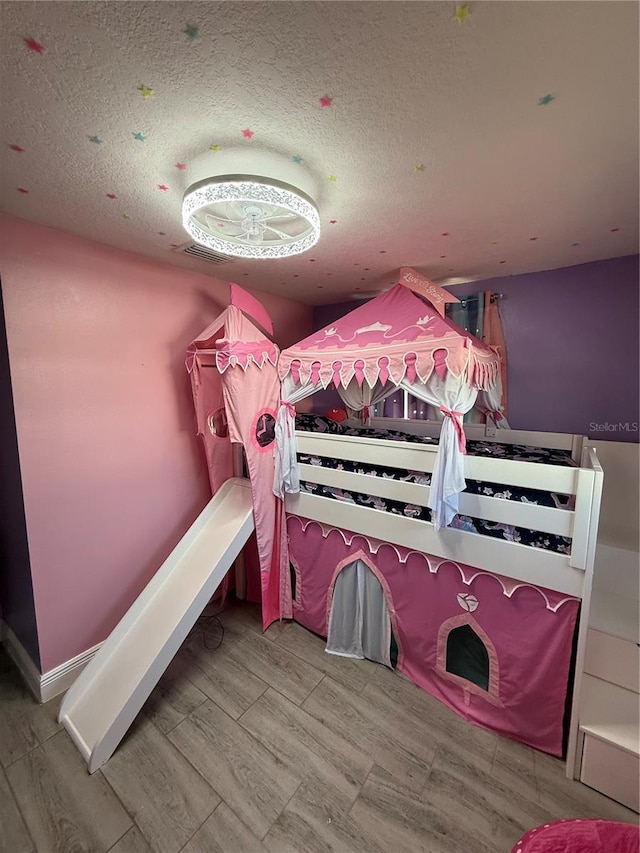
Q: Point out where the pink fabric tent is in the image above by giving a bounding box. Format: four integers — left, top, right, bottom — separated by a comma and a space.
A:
274, 273, 505, 529
186, 288, 289, 628
288, 517, 579, 757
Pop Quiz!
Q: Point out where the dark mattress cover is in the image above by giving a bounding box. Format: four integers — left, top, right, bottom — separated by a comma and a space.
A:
294, 414, 575, 554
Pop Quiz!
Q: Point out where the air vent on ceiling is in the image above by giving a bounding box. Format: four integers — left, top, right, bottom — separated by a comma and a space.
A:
175, 242, 236, 265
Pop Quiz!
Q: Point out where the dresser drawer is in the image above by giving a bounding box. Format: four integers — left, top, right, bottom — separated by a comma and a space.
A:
580, 733, 639, 812
584, 629, 639, 693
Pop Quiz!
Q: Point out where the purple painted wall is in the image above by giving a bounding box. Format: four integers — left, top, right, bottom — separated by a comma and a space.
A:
0, 280, 40, 667
312, 256, 639, 442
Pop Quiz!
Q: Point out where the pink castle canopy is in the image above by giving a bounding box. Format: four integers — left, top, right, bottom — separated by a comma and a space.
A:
278, 282, 501, 391
275, 276, 505, 529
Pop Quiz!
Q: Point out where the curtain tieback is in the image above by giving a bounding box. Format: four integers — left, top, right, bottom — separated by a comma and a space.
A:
362, 405, 370, 422
439, 406, 466, 453
489, 409, 504, 421
280, 402, 297, 438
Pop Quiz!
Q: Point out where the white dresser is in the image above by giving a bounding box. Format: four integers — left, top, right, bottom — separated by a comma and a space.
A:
576, 544, 639, 812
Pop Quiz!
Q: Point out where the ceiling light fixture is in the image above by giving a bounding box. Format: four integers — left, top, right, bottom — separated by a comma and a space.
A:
182, 174, 320, 259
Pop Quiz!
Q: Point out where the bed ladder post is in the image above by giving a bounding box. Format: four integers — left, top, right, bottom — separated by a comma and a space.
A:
565, 447, 604, 779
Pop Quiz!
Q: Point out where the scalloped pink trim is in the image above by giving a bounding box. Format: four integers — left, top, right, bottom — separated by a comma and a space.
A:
289, 517, 578, 613
216, 341, 278, 374
277, 343, 497, 390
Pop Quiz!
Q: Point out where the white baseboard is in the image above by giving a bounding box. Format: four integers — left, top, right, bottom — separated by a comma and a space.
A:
1, 620, 102, 704
40, 642, 103, 703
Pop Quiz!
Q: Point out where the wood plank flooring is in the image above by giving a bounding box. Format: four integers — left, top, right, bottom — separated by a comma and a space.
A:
1, 600, 636, 853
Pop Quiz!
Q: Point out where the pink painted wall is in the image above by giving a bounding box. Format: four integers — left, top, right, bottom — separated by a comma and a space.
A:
0, 214, 312, 672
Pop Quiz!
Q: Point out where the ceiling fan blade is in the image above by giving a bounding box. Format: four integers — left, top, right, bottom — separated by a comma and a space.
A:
264, 225, 293, 240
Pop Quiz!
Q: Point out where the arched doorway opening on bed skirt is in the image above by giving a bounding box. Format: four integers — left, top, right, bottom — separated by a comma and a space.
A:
325, 555, 398, 668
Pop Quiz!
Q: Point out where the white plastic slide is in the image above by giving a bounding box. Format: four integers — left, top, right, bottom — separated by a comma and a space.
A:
58, 477, 255, 773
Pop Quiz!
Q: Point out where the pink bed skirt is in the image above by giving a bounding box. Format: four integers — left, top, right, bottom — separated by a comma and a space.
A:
287, 516, 580, 757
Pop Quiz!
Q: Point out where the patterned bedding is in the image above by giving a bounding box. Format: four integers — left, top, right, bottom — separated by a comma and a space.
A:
295, 414, 575, 554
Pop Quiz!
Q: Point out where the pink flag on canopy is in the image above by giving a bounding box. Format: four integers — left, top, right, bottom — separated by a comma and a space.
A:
399, 267, 460, 317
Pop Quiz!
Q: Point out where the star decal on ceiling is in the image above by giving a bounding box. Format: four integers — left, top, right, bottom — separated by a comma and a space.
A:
122, 213, 131, 219
184, 24, 200, 42
89, 136, 103, 144
176, 163, 187, 170
538, 93, 555, 106
158, 184, 169, 191
319, 95, 333, 107
138, 85, 154, 99
106, 193, 117, 199
453, 5, 471, 23
23, 37, 45, 53
132, 132, 147, 142
209, 144, 221, 152
292, 155, 303, 164
329, 219, 337, 224
328, 175, 337, 182
414, 164, 424, 172
17, 187, 29, 194
9, 144, 25, 152
242, 128, 254, 138
158, 231, 166, 235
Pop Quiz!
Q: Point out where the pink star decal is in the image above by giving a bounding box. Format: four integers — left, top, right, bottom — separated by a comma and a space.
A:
319, 95, 333, 107
9, 144, 25, 153
158, 184, 169, 191
24, 37, 45, 54
610, 227, 620, 232
529, 236, 538, 241
17, 187, 29, 194
170, 243, 179, 249
176, 163, 187, 170
441, 232, 449, 237
217, 222, 225, 228
329, 219, 337, 224
106, 193, 117, 199
309, 258, 316, 262
242, 128, 254, 139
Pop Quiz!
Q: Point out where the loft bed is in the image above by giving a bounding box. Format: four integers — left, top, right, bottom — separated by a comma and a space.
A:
288, 412, 601, 602
273, 271, 604, 775
284, 422, 603, 774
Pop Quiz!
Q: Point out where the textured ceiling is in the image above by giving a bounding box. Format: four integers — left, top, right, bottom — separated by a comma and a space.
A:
1, 1, 638, 305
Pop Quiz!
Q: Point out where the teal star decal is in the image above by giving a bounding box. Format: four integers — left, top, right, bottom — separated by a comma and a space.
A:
132, 131, 147, 142
89, 136, 103, 144
538, 93, 555, 106
184, 24, 199, 42
292, 155, 303, 164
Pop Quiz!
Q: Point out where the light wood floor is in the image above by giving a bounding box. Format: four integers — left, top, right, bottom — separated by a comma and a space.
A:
1, 599, 636, 853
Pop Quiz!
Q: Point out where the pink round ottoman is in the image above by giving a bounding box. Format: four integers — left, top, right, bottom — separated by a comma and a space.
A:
511, 819, 639, 853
